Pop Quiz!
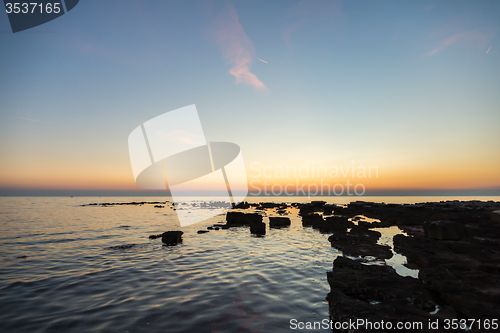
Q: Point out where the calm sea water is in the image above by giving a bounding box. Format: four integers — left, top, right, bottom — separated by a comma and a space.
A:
0, 196, 499, 332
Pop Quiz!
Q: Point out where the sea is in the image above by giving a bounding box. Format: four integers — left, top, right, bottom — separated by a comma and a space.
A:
1, 196, 499, 333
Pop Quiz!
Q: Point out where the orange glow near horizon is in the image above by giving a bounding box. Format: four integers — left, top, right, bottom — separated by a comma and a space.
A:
1, 160, 499, 192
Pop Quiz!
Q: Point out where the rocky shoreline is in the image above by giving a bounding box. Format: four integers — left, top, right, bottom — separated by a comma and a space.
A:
312, 200, 500, 332
221, 200, 500, 332
96, 199, 500, 332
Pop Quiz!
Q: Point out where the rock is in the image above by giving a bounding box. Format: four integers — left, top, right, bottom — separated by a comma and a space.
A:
311, 200, 326, 207
393, 234, 458, 267
322, 204, 334, 215
419, 265, 500, 319
161, 231, 183, 245
492, 210, 500, 223
234, 201, 250, 209
226, 212, 262, 226
197, 230, 209, 234
207, 226, 213, 230
154, 205, 164, 208
269, 217, 291, 228
149, 234, 162, 239
250, 222, 266, 235
301, 213, 324, 227
214, 227, 220, 230
327, 256, 455, 332
424, 221, 469, 240
298, 203, 322, 216
322, 216, 353, 231
328, 226, 393, 260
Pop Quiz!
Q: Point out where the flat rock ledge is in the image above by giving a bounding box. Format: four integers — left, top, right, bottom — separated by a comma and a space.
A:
328, 226, 393, 260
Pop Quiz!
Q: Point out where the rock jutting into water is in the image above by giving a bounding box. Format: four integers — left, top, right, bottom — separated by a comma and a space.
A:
226, 211, 263, 226
250, 222, 266, 235
328, 226, 393, 260
325, 199, 500, 331
149, 231, 183, 245
161, 231, 183, 245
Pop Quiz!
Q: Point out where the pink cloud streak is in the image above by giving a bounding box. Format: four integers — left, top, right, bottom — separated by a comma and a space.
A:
425, 30, 491, 57
211, 4, 266, 90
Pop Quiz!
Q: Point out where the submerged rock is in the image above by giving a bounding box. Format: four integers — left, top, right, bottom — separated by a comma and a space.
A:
269, 217, 291, 228
149, 234, 162, 239
197, 230, 209, 234
108, 244, 136, 250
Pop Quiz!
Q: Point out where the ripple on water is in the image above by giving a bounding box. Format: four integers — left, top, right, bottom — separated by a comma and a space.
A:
0, 197, 357, 333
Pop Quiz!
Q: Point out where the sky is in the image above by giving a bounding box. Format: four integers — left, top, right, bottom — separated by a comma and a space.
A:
0, 0, 499, 196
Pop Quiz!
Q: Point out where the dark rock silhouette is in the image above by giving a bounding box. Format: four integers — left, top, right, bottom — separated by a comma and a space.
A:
301, 213, 324, 227
250, 222, 266, 235
234, 201, 250, 209
197, 230, 209, 234
327, 256, 456, 331
328, 226, 393, 260
298, 203, 322, 216
269, 217, 291, 228
226, 212, 263, 226
152, 231, 183, 245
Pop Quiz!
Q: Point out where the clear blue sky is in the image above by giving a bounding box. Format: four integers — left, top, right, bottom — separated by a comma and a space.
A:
1, 0, 499, 194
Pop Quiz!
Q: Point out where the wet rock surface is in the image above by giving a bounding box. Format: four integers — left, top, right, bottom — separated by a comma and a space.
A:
326, 200, 500, 331
326, 257, 455, 333
328, 227, 393, 260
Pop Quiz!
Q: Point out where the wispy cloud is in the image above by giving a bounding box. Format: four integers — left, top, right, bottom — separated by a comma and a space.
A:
18, 117, 51, 125
258, 58, 268, 64
486, 45, 492, 53
210, 3, 266, 90
283, 0, 344, 50
425, 29, 491, 57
